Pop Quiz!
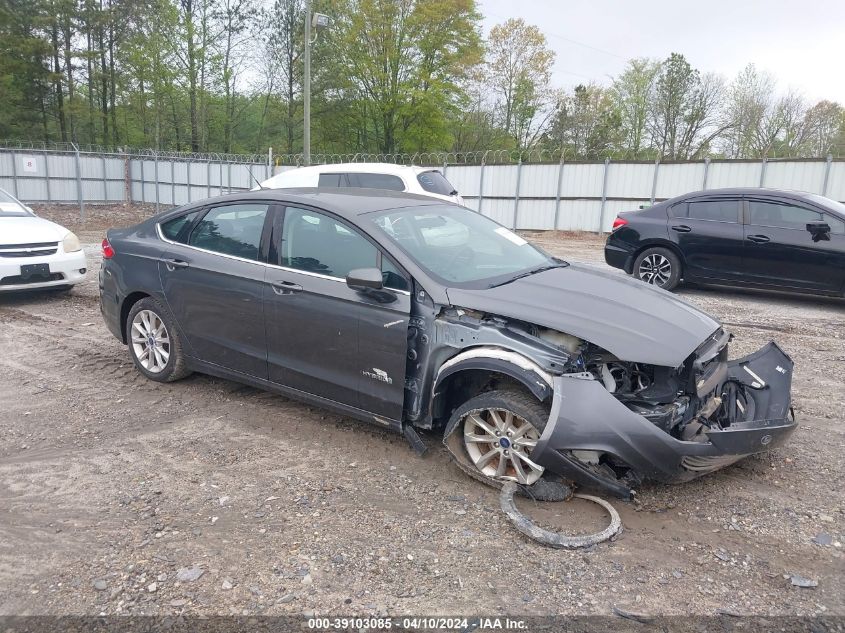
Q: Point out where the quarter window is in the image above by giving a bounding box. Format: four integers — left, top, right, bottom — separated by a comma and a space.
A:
686, 200, 739, 222
188, 203, 269, 261
160, 210, 200, 242
748, 200, 825, 230
317, 173, 345, 187
417, 170, 456, 196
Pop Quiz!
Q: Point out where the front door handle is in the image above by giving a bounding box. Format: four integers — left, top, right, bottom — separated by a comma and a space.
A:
671, 225, 692, 233
270, 280, 303, 295
747, 234, 770, 244
163, 258, 190, 271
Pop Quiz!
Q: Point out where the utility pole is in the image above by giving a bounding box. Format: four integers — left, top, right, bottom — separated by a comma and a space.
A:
303, 0, 311, 166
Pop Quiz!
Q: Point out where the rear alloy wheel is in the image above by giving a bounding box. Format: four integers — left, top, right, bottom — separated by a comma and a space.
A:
633, 247, 682, 290
451, 390, 548, 486
126, 297, 190, 382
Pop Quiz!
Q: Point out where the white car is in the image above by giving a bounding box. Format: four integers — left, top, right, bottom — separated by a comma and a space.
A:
0, 188, 87, 292
258, 163, 465, 206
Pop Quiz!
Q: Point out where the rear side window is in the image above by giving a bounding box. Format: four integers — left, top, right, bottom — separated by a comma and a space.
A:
318, 173, 345, 187
349, 173, 405, 191
747, 200, 825, 230
417, 170, 456, 196
686, 200, 739, 222
160, 210, 200, 242
188, 203, 269, 261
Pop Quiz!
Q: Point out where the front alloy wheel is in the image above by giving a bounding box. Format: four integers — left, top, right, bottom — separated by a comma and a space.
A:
462, 407, 544, 485
130, 309, 171, 373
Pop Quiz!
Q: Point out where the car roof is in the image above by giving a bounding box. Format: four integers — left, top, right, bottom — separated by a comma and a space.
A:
276, 163, 439, 176
167, 187, 446, 221
668, 187, 826, 203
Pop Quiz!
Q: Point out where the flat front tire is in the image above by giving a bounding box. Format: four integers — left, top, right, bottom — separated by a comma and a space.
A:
447, 390, 548, 486
126, 297, 191, 382
633, 247, 682, 290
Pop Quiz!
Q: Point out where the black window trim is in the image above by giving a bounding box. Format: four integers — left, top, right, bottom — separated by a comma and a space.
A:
268, 203, 413, 294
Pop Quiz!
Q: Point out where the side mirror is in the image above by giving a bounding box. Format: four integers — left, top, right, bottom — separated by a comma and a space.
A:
346, 267, 383, 291
806, 221, 831, 242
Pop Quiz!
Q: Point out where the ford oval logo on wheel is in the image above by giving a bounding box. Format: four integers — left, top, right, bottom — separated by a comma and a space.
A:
760, 434, 772, 446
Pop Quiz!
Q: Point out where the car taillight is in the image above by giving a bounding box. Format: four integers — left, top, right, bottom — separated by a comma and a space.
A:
102, 238, 115, 259
612, 216, 629, 230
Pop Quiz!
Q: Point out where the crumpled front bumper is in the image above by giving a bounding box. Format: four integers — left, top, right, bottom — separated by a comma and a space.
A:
531, 341, 797, 497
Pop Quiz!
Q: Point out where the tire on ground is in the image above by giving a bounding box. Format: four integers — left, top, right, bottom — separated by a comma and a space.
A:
632, 246, 682, 291
125, 296, 191, 383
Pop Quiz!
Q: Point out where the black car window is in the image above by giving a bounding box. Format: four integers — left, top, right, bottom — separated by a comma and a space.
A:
280, 207, 378, 279
348, 173, 405, 191
417, 170, 456, 196
686, 200, 739, 222
188, 203, 269, 261
824, 214, 845, 235
381, 256, 410, 292
317, 173, 345, 187
160, 210, 200, 242
747, 200, 825, 231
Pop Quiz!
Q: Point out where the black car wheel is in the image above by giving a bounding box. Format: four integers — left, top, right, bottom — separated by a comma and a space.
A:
448, 389, 548, 486
633, 247, 682, 290
126, 297, 191, 382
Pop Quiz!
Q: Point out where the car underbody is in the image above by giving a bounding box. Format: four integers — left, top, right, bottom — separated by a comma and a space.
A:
430, 307, 796, 498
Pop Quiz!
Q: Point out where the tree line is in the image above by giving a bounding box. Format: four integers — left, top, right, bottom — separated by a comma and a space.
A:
1, 0, 843, 159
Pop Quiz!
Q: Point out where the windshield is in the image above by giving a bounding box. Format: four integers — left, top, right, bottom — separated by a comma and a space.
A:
0, 189, 31, 216
370, 204, 560, 287
417, 170, 457, 196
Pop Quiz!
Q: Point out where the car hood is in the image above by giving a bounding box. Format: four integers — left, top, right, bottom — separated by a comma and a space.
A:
445, 263, 720, 367
0, 216, 69, 244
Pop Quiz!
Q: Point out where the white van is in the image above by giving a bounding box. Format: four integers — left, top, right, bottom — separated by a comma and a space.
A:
258, 163, 464, 206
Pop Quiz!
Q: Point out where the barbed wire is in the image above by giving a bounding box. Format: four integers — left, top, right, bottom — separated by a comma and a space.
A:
0, 139, 837, 166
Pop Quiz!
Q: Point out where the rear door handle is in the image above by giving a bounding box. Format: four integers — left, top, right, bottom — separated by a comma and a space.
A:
164, 258, 190, 270
270, 280, 303, 295
747, 234, 770, 244
671, 225, 692, 233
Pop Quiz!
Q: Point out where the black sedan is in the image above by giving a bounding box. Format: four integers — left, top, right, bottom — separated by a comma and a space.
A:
605, 187, 845, 295
99, 189, 795, 498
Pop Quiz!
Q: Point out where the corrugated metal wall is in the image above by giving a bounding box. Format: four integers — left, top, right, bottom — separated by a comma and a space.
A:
2, 148, 843, 232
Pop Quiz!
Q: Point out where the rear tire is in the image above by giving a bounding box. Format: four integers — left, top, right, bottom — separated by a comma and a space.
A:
633, 247, 682, 290
126, 297, 191, 383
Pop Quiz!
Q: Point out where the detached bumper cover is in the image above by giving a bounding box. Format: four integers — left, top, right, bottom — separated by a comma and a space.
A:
532, 342, 796, 495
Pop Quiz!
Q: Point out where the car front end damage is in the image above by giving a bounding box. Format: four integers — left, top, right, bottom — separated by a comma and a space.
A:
531, 334, 796, 497
437, 305, 796, 498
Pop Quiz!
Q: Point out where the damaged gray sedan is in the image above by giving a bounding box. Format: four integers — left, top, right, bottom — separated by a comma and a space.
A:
99, 189, 796, 498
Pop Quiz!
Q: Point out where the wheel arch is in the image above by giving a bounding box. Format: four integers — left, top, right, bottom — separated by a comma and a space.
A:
119, 291, 152, 343
430, 348, 553, 427
629, 239, 686, 274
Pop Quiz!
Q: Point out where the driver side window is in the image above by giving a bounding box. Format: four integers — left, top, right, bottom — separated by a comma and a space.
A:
280, 207, 409, 290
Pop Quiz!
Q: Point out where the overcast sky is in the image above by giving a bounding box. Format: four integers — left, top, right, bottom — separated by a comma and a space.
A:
477, 0, 845, 104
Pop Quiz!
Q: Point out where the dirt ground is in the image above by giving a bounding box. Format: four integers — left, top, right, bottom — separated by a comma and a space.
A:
0, 204, 843, 618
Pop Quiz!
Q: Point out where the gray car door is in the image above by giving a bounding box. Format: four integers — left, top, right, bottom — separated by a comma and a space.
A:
264, 205, 411, 420
158, 202, 273, 378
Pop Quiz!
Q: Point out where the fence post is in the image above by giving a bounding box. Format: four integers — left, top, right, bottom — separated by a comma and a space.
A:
154, 152, 160, 213
171, 160, 177, 206
219, 162, 224, 196
552, 152, 565, 230
228, 163, 232, 194
822, 154, 833, 196
477, 154, 486, 215
71, 143, 85, 222
268, 147, 273, 173
702, 157, 710, 190
187, 161, 192, 202
10, 150, 19, 198
102, 154, 108, 202
207, 160, 212, 198
43, 150, 52, 202
512, 158, 523, 230
125, 151, 132, 203
759, 157, 768, 187
442, 159, 448, 179
140, 156, 146, 203
598, 157, 610, 232
650, 158, 660, 205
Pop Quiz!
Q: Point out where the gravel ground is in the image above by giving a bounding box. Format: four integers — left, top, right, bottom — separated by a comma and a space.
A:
0, 204, 843, 618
